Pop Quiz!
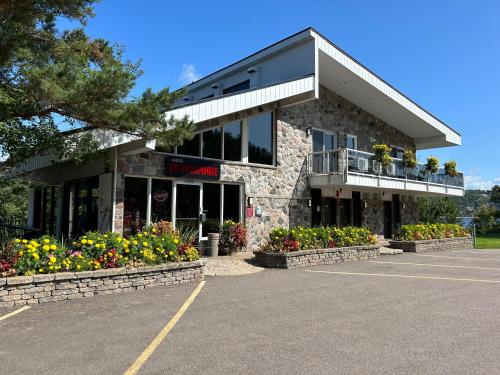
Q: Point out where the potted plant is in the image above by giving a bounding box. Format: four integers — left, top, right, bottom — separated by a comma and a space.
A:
403, 148, 417, 169
444, 160, 458, 177
426, 156, 439, 174
372, 144, 392, 173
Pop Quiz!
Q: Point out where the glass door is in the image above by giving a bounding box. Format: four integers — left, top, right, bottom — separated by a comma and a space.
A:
173, 181, 202, 242
312, 130, 337, 173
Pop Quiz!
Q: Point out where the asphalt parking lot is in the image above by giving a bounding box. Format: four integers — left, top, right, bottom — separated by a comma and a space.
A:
2, 249, 500, 375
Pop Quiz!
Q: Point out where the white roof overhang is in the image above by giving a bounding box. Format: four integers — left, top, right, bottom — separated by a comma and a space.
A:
165, 75, 315, 124
312, 30, 461, 149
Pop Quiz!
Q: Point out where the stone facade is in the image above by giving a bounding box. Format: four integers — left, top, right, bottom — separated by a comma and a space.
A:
113, 85, 420, 250
254, 245, 380, 269
0, 260, 205, 308
389, 237, 473, 253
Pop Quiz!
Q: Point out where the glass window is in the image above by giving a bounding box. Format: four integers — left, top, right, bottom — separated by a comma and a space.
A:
391, 147, 404, 160
202, 128, 222, 159
223, 80, 250, 95
248, 112, 273, 165
151, 179, 172, 223
202, 183, 221, 237
123, 177, 147, 235
73, 177, 99, 236
346, 134, 357, 149
223, 121, 241, 161
223, 184, 240, 222
177, 134, 200, 157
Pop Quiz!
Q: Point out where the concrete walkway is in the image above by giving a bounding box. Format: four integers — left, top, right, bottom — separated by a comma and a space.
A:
203, 252, 264, 276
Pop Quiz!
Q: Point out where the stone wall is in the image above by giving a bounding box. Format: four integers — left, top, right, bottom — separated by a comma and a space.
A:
389, 237, 473, 253
0, 260, 205, 308
254, 245, 380, 269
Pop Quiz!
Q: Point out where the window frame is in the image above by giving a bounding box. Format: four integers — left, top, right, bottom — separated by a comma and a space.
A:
346, 134, 358, 150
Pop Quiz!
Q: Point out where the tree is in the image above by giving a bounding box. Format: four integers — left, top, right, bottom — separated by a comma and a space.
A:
0, 0, 194, 171
418, 197, 459, 224
0, 177, 29, 223
491, 185, 500, 204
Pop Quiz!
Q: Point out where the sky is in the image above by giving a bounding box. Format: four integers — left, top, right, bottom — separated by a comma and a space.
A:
60, 0, 500, 190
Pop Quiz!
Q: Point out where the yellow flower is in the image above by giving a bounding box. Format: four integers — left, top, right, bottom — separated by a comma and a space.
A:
152, 228, 157, 233
49, 257, 56, 264
42, 245, 50, 251
95, 244, 100, 249
32, 253, 39, 260
87, 240, 94, 245
15, 239, 21, 243
39, 268, 44, 273
137, 233, 143, 238
76, 265, 81, 270
49, 265, 54, 270
19, 251, 24, 256
81, 239, 87, 244
43, 239, 50, 244
173, 238, 179, 244
22, 239, 28, 244
50, 244, 57, 250
142, 242, 149, 247
143, 231, 148, 236
125, 249, 129, 253
133, 240, 138, 245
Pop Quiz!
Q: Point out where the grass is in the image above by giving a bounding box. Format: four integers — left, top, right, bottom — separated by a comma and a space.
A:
475, 232, 500, 249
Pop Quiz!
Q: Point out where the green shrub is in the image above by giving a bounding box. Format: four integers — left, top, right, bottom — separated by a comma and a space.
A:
426, 156, 439, 174
219, 220, 247, 255
262, 226, 377, 253
394, 224, 469, 241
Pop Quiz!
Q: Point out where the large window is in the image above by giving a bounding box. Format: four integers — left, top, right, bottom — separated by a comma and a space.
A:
223, 184, 240, 221
151, 179, 172, 223
248, 112, 274, 165
202, 128, 222, 159
346, 134, 357, 149
123, 177, 148, 235
177, 134, 200, 157
223, 80, 250, 95
223, 121, 241, 161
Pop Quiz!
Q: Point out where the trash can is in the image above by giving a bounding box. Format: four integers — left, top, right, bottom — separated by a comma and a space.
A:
207, 233, 220, 257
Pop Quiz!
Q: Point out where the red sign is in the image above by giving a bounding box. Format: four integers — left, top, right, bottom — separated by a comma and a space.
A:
153, 190, 169, 202
165, 155, 220, 181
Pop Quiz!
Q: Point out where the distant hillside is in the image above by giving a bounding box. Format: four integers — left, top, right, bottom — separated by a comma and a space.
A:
453, 189, 491, 217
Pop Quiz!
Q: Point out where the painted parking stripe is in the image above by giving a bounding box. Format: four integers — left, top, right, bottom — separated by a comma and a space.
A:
0, 306, 31, 322
305, 270, 500, 283
453, 250, 500, 254
415, 254, 500, 262
370, 260, 500, 271
123, 281, 206, 375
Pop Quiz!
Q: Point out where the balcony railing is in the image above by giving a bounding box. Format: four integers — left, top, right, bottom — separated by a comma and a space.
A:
307, 148, 464, 188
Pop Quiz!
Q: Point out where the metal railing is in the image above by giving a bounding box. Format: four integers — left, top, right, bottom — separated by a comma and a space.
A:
307, 148, 464, 188
0, 221, 41, 244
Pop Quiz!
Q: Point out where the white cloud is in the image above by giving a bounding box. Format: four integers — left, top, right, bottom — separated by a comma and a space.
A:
464, 173, 500, 190
177, 64, 201, 85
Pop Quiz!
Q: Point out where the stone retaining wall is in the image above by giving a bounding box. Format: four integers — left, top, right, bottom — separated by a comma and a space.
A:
389, 237, 473, 253
0, 260, 205, 308
254, 245, 380, 269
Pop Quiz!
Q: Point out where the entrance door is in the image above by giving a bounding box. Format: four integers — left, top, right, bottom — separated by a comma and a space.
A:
173, 182, 202, 242
383, 201, 393, 238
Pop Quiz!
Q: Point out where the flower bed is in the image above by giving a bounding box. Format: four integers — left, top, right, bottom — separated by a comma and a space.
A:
0, 260, 205, 307
0, 221, 200, 278
390, 224, 472, 252
255, 226, 379, 269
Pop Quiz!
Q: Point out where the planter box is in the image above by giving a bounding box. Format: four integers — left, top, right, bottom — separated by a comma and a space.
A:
0, 260, 206, 308
389, 237, 473, 253
254, 245, 380, 269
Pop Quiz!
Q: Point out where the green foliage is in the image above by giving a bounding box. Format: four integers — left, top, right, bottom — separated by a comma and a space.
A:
403, 148, 417, 169
0, 177, 29, 223
417, 197, 459, 224
491, 185, 500, 204
262, 226, 377, 253
1, 229, 199, 276
219, 220, 247, 255
473, 205, 500, 234
444, 160, 458, 176
425, 156, 439, 174
372, 144, 392, 167
474, 232, 500, 249
395, 224, 469, 241
0, 0, 194, 171
453, 190, 491, 217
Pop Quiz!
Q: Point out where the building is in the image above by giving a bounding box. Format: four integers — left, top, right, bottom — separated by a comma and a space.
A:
16, 28, 464, 250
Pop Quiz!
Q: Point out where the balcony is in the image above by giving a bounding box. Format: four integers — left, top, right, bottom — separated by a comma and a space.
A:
306, 149, 464, 196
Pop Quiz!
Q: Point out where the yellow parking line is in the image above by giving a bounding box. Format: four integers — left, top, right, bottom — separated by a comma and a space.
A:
0, 306, 31, 322
415, 254, 500, 262
305, 270, 500, 283
369, 260, 500, 271
123, 281, 206, 375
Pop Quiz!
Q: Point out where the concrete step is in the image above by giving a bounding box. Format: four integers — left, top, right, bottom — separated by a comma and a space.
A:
379, 246, 403, 255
